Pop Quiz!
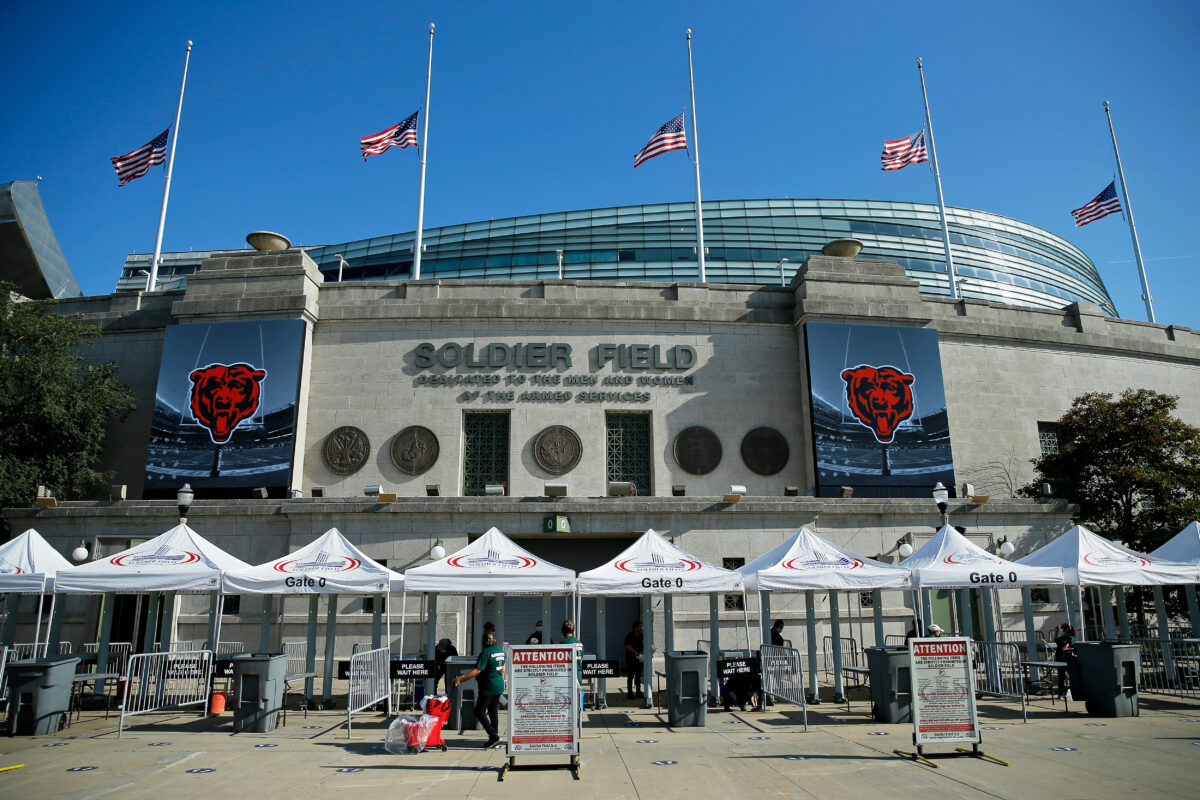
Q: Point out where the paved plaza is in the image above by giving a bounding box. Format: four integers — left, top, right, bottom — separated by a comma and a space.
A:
3, 687, 1200, 799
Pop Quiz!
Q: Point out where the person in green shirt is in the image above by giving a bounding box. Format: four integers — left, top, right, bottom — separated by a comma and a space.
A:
562, 620, 583, 681
454, 633, 506, 748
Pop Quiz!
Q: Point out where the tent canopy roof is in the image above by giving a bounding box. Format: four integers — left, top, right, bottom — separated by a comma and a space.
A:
223, 527, 402, 595
742, 526, 911, 591
54, 523, 250, 594
1150, 522, 1200, 566
578, 529, 743, 596
0, 529, 72, 593
1019, 524, 1198, 586
403, 527, 575, 594
902, 525, 1064, 589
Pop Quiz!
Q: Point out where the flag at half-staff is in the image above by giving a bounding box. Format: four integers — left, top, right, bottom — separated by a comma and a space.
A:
361, 110, 419, 161
110, 129, 169, 186
880, 130, 928, 171
633, 113, 687, 168
1070, 181, 1122, 227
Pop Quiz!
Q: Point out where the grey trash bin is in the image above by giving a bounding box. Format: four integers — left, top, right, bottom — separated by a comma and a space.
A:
865, 647, 912, 724
444, 655, 480, 731
664, 650, 708, 727
1074, 642, 1139, 718
232, 653, 288, 733
5, 656, 81, 735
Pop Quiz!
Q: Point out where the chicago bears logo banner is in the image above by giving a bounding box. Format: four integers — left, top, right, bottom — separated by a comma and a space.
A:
144, 320, 305, 495
805, 322, 954, 497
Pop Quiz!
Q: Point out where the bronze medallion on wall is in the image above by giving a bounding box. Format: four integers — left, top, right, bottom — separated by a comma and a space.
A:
741, 427, 789, 476
322, 426, 370, 476
673, 426, 722, 475
391, 425, 440, 475
532, 425, 582, 475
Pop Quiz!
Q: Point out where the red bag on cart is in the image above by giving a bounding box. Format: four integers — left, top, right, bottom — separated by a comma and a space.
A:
420, 694, 451, 750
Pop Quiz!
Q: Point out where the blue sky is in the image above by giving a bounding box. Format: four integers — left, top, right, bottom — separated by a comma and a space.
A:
4, 2, 1198, 328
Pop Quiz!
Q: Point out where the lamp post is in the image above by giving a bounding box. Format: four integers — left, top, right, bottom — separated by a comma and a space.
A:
932, 481, 949, 527
177, 483, 194, 525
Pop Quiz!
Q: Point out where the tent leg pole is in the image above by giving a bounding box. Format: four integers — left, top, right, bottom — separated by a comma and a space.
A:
830, 592, 844, 703
541, 592, 552, 641
47, 593, 62, 657
305, 595, 318, 701
371, 594, 382, 650
97, 593, 114, 695
1062, 585, 1074, 633
425, 593, 437, 658
595, 596, 606, 708
708, 592, 720, 705
213, 593, 224, 654
259, 595, 273, 652
33, 592, 45, 656
494, 594, 505, 648
872, 590, 884, 648
805, 590, 819, 703
323, 594, 338, 706
663, 593, 674, 652
206, 592, 220, 650
1153, 586, 1176, 684
398, 592, 406, 658
643, 595, 654, 709
1101, 587, 1118, 640
142, 593, 160, 653
760, 591, 771, 650
740, 590, 750, 652
1022, 587, 1038, 681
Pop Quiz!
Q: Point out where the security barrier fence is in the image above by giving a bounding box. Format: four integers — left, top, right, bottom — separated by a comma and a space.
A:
118, 649, 214, 738
822, 636, 866, 686
217, 641, 245, 655
759, 644, 808, 731
11, 641, 72, 659
82, 642, 133, 676
346, 646, 391, 738
284, 641, 309, 677
1133, 637, 1200, 699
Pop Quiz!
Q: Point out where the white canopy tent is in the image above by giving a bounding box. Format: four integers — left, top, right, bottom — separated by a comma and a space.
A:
52, 522, 251, 682
1151, 522, 1200, 634
0, 529, 73, 657
222, 527, 404, 704
402, 527, 576, 664
1019, 524, 1199, 641
903, 524, 1065, 669
742, 526, 912, 702
578, 529, 747, 708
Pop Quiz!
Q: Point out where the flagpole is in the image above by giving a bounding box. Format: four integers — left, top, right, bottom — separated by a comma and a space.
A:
413, 23, 435, 281
147, 40, 192, 293
686, 29, 707, 283
1104, 101, 1155, 323
916, 58, 959, 300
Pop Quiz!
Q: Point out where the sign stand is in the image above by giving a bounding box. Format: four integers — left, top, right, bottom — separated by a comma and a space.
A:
499, 644, 581, 781
893, 637, 1009, 768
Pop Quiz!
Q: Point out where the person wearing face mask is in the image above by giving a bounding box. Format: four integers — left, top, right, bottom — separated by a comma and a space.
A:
525, 620, 544, 645
770, 619, 785, 647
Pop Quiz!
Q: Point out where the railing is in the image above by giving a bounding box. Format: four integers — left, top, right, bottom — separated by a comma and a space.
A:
82, 642, 134, 676
884, 635, 907, 647
118, 650, 214, 738
759, 644, 808, 731
346, 647, 391, 738
822, 636, 865, 685
283, 641, 308, 677
1133, 637, 1200, 699
216, 641, 245, 656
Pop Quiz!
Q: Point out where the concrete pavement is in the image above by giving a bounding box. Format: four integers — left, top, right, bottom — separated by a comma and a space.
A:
3, 692, 1200, 799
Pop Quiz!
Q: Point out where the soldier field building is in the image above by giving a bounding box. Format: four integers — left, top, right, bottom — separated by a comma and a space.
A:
5, 192, 1200, 667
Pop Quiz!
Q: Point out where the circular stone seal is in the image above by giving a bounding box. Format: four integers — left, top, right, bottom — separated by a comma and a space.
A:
740, 427, 789, 476
322, 426, 370, 476
673, 426, 722, 475
390, 426, 440, 475
532, 425, 582, 475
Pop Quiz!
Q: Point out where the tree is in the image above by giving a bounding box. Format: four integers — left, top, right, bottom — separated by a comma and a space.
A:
1022, 388, 1200, 554
0, 284, 136, 537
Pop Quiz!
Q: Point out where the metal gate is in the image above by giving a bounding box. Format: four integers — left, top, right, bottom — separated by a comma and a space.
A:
118, 649, 214, 737
1133, 637, 1200, 699
82, 642, 133, 676
347, 646, 391, 738
971, 641, 1028, 719
759, 644, 808, 731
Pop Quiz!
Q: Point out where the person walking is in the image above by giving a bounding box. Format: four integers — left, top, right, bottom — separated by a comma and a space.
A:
432, 637, 458, 694
525, 620, 544, 644
770, 619, 785, 647
454, 632, 506, 749
625, 620, 644, 699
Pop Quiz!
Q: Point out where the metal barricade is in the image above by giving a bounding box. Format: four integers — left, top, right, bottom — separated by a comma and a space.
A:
346, 646, 391, 738
0, 647, 9, 700
883, 635, 906, 647
1133, 637, 1200, 699
11, 643, 37, 660
169, 640, 197, 653
759, 644, 808, 731
822, 636, 865, 685
283, 641, 308, 677
971, 640, 1027, 718
118, 650, 214, 737
351, 642, 374, 655
83, 642, 133, 676
217, 641, 245, 656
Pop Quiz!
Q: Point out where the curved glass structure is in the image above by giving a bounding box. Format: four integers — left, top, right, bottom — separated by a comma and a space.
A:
117, 198, 1116, 315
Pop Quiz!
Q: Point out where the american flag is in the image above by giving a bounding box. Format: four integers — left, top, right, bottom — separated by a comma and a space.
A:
110, 129, 169, 186
634, 113, 687, 168
361, 111, 419, 161
1071, 181, 1122, 227
880, 130, 929, 171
